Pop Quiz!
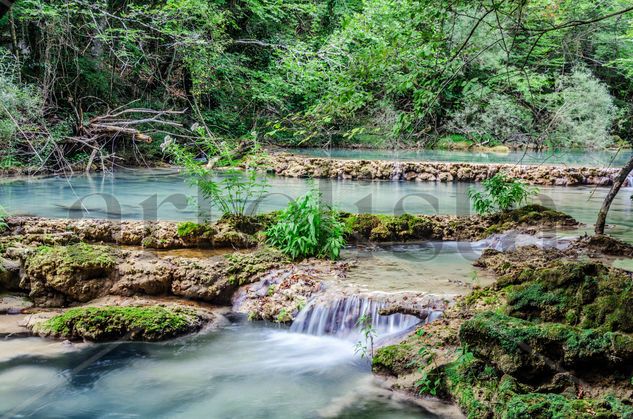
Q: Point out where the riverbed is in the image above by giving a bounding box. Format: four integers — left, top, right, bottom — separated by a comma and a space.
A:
1, 153, 631, 418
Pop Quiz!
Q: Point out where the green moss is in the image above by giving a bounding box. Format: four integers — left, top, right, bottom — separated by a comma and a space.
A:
504, 261, 633, 332
37, 306, 201, 342
481, 205, 578, 238
463, 287, 503, 307
372, 343, 417, 375
342, 213, 437, 242
177, 222, 214, 239
460, 312, 633, 378
224, 248, 287, 285
33, 243, 115, 271
504, 393, 633, 419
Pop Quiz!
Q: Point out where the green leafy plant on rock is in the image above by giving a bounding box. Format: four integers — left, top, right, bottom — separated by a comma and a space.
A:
468, 173, 538, 215
266, 189, 346, 260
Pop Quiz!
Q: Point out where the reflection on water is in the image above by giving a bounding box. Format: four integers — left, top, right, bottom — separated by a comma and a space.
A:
2, 168, 632, 241
0, 323, 447, 418
288, 147, 632, 167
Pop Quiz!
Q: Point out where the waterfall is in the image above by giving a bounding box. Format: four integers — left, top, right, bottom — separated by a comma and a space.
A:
289, 295, 440, 339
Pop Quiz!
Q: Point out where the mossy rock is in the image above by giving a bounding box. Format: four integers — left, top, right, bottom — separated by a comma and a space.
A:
35, 306, 204, 342
503, 393, 633, 419
459, 312, 633, 380
372, 343, 418, 376
504, 261, 633, 333
485, 205, 578, 227
177, 222, 215, 240
23, 243, 117, 305
224, 248, 288, 285
343, 213, 437, 242
480, 205, 579, 239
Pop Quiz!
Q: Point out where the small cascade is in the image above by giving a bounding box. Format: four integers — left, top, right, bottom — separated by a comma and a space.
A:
626, 173, 633, 188
476, 231, 574, 252
290, 295, 440, 339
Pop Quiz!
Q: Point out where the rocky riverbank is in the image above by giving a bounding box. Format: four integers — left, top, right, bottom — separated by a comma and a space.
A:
0, 205, 579, 342
372, 236, 633, 418
266, 154, 627, 186
3, 204, 578, 250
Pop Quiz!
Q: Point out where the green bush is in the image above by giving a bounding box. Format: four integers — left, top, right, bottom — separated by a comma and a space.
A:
546, 67, 617, 149
468, 173, 537, 215
266, 189, 346, 260
162, 138, 268, 218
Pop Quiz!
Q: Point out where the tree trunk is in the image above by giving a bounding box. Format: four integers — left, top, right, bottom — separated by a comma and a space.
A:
0, 0, 14, 19
595, 154, 633, 235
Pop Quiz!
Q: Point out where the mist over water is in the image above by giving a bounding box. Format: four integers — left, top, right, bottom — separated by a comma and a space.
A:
0, 323, 443, 418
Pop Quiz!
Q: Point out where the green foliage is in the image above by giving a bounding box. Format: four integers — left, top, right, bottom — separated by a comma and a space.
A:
37, 306, 199, 342
354, 314, 377, 359
468, 174, 538, 215
546, 67, 618, 149
163, 138, 268, 218
266, 188, 346, 260
2, 0, 631, 152
0, 205, 8, 233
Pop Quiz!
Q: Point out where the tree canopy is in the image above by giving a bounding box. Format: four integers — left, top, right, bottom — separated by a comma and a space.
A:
0, 0, 632, 169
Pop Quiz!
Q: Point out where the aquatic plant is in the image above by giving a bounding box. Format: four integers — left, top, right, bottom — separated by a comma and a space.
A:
468, 173, 538, 215
266, 188, 346, 260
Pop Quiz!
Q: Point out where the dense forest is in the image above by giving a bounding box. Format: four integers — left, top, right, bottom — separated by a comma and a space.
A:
0, 0, 632, 170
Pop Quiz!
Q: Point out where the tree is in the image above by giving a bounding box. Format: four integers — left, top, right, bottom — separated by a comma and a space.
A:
595, 154, 633, 235
0, 1, 15, 19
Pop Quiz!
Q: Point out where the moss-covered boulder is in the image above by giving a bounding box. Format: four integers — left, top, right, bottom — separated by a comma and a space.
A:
483, 204, 578, 236
22, 243, 117, 306
343, 213, 440, 242
460, 312, 633, 380
170, 248, 288, 305
34, 306, 204, 342
503, 393, 632, 419
504, 261, 633, 332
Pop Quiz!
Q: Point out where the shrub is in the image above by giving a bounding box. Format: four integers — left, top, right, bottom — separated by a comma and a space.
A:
162, 138, 268, 218
448, 88, 534, 145
266, 189, 346, 260
546, 67, 617, 149
468, 173, 537, 215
